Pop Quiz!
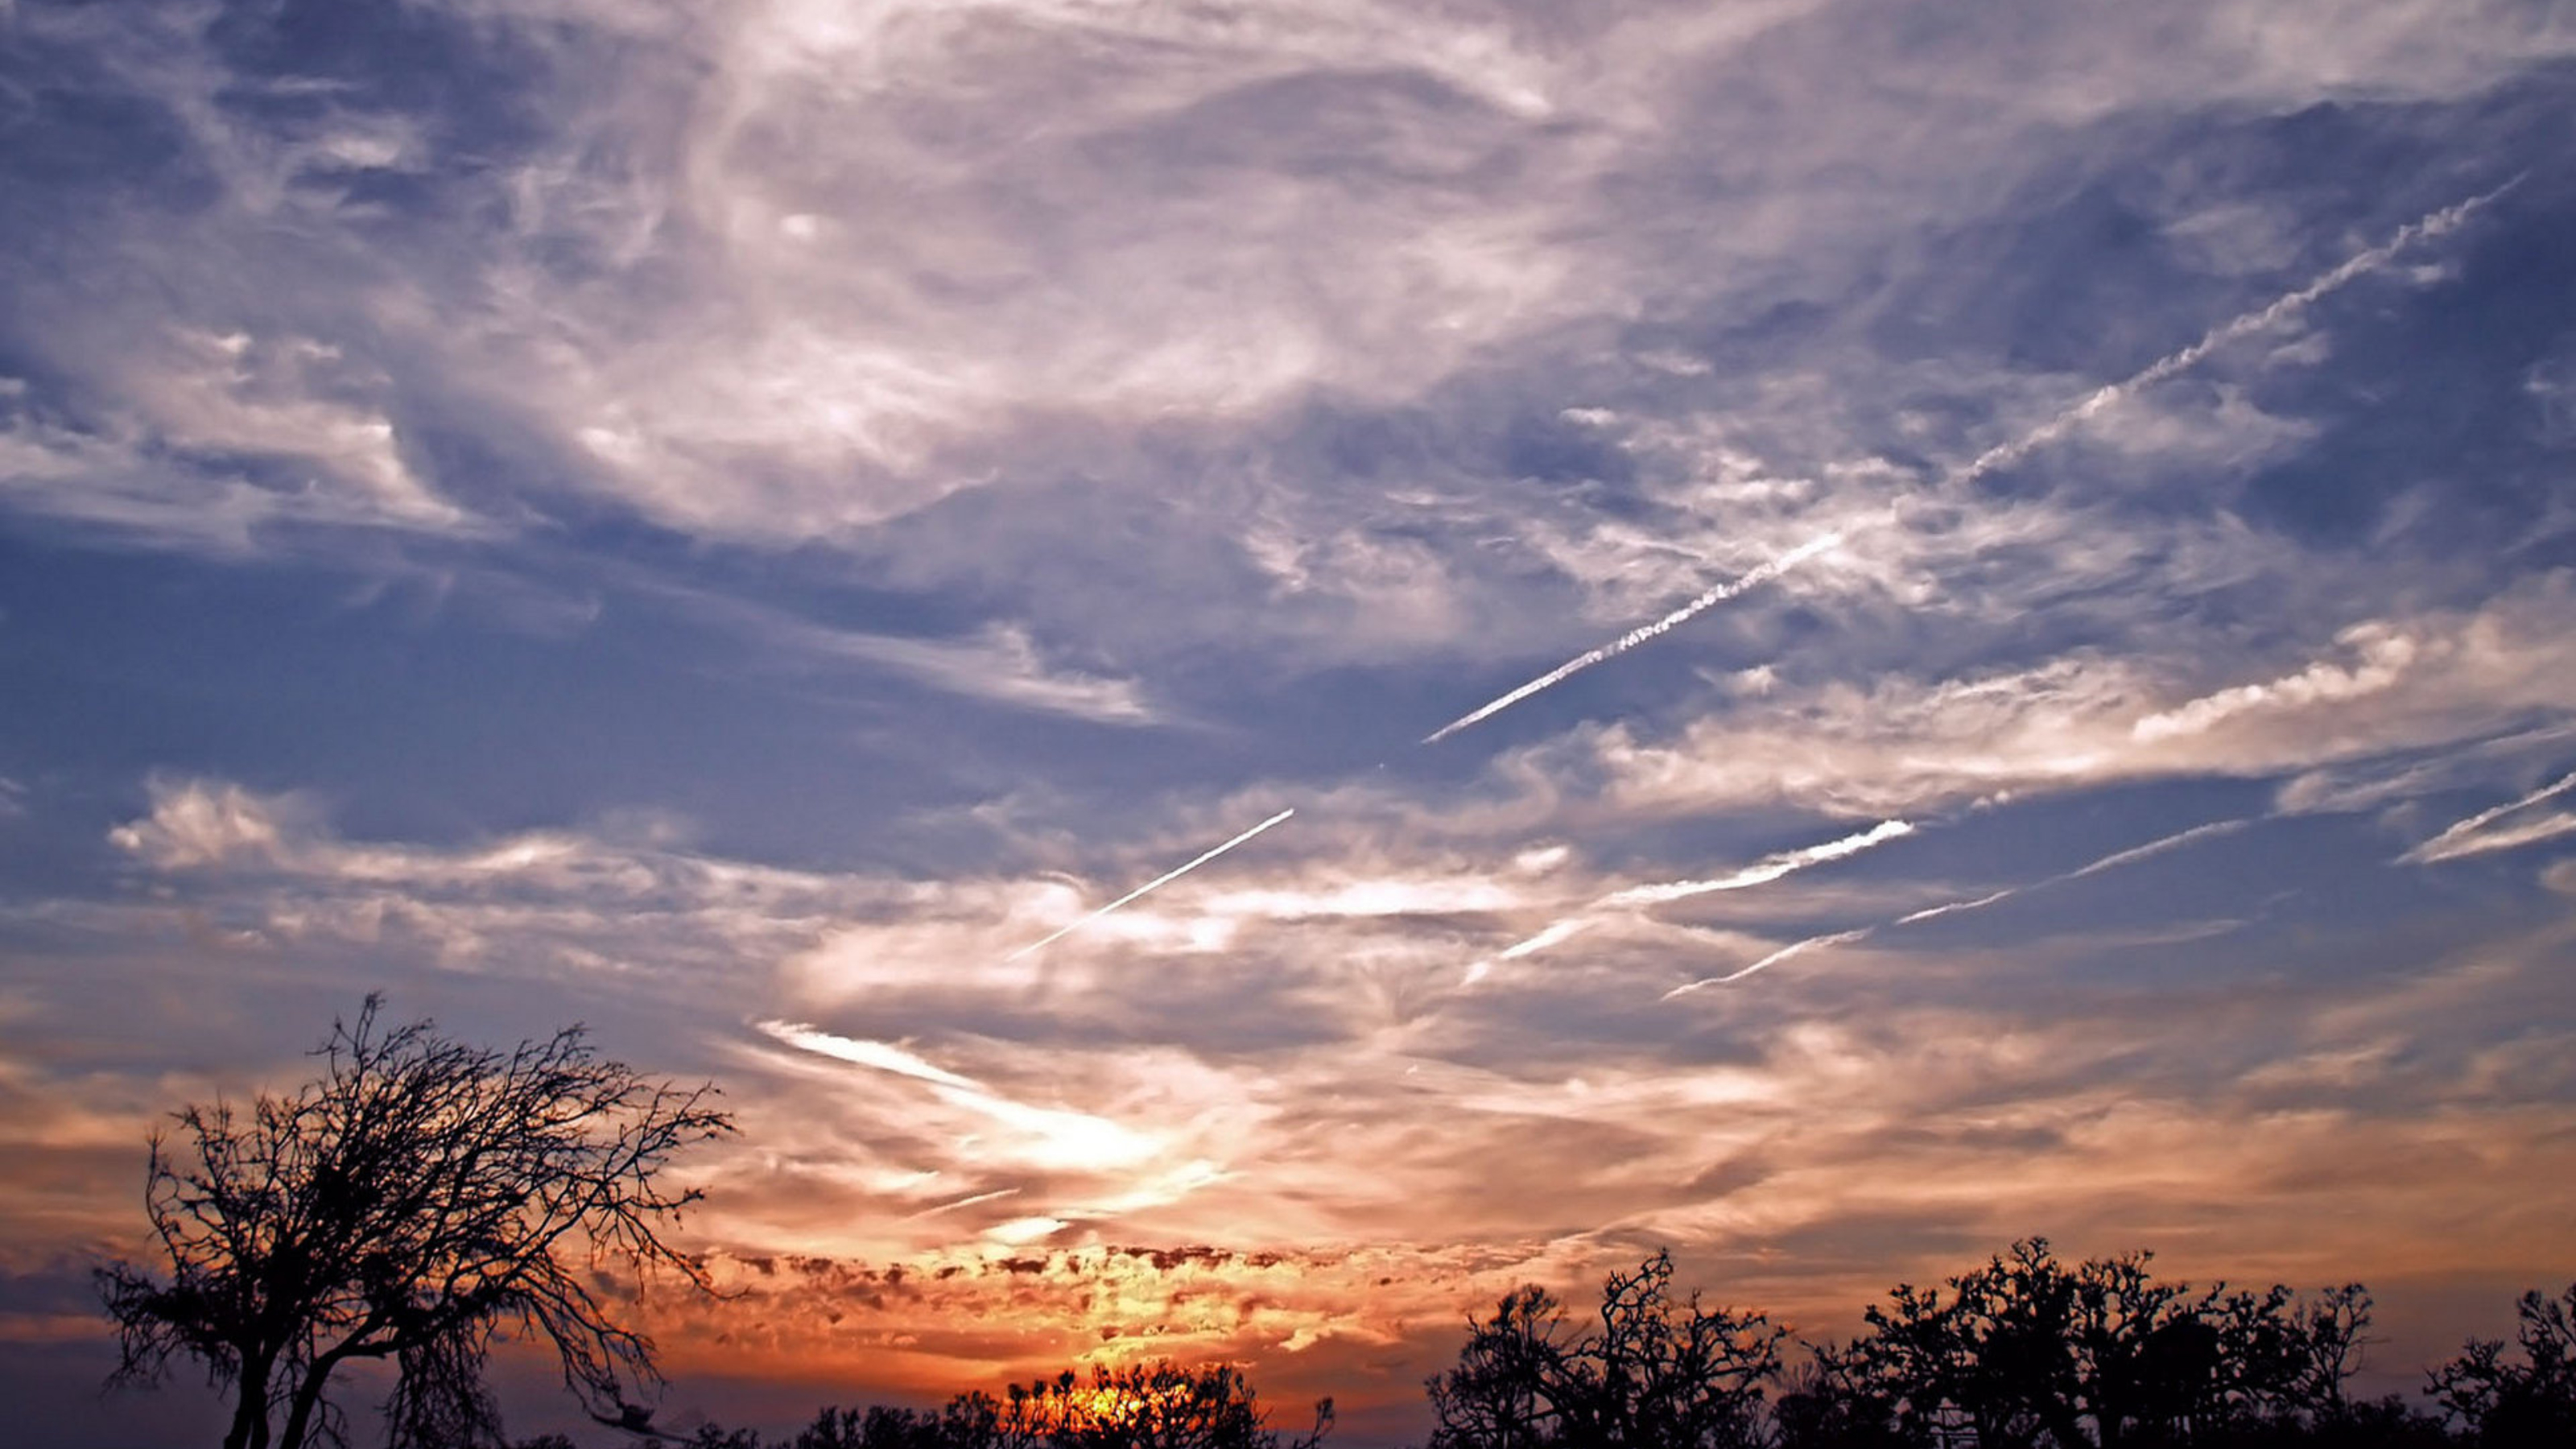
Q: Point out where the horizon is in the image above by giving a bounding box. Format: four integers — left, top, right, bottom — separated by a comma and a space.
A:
3, 2, 2574, 1446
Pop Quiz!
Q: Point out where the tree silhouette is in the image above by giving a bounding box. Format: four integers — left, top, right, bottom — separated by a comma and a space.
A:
787, 1361, 1331, 1449
1817, 1240, 2380, 1448
1428, 1249, 1783, 1449
95, 996, 734, 1449
2428, 1282, 2576, 1447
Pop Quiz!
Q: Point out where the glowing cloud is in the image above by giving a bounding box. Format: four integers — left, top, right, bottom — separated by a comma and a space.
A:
755, 1021, 982, 1090
758, 1022, 1163, 1173
1422, 533, 1843, 744
1008, 808, 1297, 960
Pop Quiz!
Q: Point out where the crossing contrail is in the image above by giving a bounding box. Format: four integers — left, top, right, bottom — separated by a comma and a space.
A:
1422, 532, 1843, 744
1007, 807, 1296, 960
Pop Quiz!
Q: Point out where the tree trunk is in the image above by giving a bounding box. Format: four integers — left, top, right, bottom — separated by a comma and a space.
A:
277, 1346, 357, 1449
222, 1364, 272, 1449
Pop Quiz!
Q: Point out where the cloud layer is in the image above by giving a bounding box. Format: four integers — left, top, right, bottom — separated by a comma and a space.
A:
5, 2, 2576, 1443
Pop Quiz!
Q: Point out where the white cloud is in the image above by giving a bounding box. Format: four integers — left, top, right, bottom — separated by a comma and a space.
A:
1560, 580, 2576, 819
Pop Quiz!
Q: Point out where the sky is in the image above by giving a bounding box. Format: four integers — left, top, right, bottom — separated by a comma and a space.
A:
4, 1, 2576, 1444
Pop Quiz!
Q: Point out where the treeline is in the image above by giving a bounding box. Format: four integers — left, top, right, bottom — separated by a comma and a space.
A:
597, 1241, 2575, 1449
89, 1011, 2566, 1449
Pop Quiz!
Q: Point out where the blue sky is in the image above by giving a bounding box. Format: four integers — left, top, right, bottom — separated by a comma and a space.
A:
4, 2, 2575, 1443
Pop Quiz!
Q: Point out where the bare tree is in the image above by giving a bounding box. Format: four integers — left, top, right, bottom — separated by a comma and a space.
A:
96, 996, 735, 1449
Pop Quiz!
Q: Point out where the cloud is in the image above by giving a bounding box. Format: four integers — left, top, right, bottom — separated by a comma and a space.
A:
757, 1022, 982, 1092
756, 1022, 1166, 1181
107, 778, 303, 870
1557, 580, 2576, 819
2132, 625, 2416, 743
654, 587, 1162, 724
15, 7, 2576, 1438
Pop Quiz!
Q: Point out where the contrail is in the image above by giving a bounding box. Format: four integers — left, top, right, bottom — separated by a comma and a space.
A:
1666, 815, 2256, 998
1422, 532, 1843, 744
1604, 820, 1914, 905
1424, 185, 2512, 753
1480, 819, 1913, 978
2065, 818, 2251, 878
1007, 807, 1296, 960
1895, 887, 2015, 925
1663, 927, 1874, 998
2402, 770, 2576, 865
1955, 180, 2520, 486
1499, 918, 1591, 959
906, 1187, 1022, 1220
1890, 819, 2248, 926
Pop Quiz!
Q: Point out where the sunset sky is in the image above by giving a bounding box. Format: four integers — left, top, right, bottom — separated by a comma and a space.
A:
5, 2, 2576, 1445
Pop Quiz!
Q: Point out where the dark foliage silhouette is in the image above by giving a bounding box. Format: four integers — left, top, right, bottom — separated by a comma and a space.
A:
1794, 1241, 2423, 1449
2428, 1282, 2576, 1447
506, 1259, 2566, 1449
1427, 1249, 1783, 1449
781, 1360, 1330, 1449
96, 996, 734, 1449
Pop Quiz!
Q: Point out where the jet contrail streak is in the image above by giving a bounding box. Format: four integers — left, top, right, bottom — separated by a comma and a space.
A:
1955, 180, 2519, 486
1663, 927, 1875, 998
1484, 819, 1914, 976
1606, 820, 1913, 906
1499, 919, 1591, 959
1667, 815, 2259, 1000
1007, 807, 1296, 960
1425, 188, 2510, 754
1422, 532, 1843, 744
2402, 770, 2576, 865
906, 1187, 1022, 1220
2065, 818, 2251, 878
1895, 887, 2017, 925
